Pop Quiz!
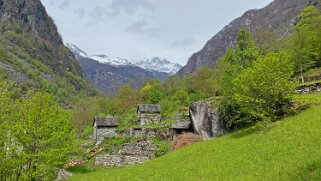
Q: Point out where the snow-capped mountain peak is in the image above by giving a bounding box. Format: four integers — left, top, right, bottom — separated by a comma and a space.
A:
88, 55, 133, 66
66, 43, 182, 74
66, 43, 87, 57
134, 57, 182, 75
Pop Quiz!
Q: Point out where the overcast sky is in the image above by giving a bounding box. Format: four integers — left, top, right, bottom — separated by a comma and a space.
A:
41, 0, 273, 65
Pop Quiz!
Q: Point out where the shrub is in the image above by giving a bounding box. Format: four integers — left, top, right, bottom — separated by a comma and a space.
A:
233, 52, 295, 120
171, 133, 203, 150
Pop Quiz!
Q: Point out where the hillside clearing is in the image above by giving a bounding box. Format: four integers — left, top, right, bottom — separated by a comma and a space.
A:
68, 93, 321, 181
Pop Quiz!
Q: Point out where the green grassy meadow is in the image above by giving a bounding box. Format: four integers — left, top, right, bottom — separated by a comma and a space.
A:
68, 93, 321, 181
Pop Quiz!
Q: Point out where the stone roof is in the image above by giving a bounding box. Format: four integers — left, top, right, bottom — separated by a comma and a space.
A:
172, 121, 191, 130
94, 117, 118, 127
137, 104, 161, 113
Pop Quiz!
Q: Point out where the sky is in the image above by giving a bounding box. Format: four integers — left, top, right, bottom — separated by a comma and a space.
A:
41, 0, 273, 65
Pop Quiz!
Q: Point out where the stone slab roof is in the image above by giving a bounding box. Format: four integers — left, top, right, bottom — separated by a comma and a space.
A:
137, 104, 161, 113
172, 121, 191, 130
94, 117, 118, 127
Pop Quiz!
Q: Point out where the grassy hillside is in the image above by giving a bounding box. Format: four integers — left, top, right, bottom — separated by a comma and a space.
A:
69, 93, 321, 181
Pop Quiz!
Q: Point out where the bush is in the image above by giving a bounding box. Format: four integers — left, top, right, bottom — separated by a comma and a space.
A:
233, 52, 295, 121
171, 133, 203, 150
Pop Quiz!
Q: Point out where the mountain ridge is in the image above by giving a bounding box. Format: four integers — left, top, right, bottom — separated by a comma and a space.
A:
66, 43, 182, 75
0, 0, 97, 104
66, 43, 170, 95
177, 0, 317, 76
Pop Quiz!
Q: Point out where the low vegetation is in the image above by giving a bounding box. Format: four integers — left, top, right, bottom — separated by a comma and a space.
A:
68, 92, 321, 181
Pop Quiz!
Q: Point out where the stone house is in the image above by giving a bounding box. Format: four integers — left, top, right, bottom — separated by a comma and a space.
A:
93, 117, 118, 144
171, 121, 192, 137
137, 104, 161, 126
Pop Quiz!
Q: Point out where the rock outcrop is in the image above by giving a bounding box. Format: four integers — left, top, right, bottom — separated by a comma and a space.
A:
189, 102, 226, 139
0, 0, 63, 45
177, 0, 318, 76
0, 0, 85, 80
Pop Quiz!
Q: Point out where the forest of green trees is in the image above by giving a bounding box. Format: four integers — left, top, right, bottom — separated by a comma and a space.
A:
1, 5, 321, 180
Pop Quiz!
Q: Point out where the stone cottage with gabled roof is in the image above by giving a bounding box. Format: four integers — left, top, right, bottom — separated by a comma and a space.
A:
137, 104, 161, 126
93, 117, 118, 144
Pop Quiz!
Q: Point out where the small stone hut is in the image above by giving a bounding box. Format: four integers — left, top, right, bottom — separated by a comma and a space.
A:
93, 117, 118, 143
171, 121, 192, 137
137, 104, 161, 126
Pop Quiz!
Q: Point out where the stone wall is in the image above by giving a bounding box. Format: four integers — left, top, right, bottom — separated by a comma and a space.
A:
297, 83, 321, 94
140, 113, 161, 125
95, 155, 149, 167
119, 141, 158, 158
95, 141, 158, 167
96, 127, 117, 145
119, 127, 172, 140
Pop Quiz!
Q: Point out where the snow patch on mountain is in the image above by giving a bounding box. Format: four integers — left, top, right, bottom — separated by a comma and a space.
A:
88, 55, 134, 66
66, 43, 87, 57
134, 57, 182, 75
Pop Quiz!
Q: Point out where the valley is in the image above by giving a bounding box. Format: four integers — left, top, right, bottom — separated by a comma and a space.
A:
1, 0, 321, 180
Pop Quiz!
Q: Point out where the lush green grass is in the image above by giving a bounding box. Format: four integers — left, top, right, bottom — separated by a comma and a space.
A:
69, 93, 321, 181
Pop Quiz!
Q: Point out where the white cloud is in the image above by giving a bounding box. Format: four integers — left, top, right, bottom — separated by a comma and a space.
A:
107, 0, 155, 17
125, 20, 161, 37
58, 0, 70, 9
172, 37, 197, 47
41, 0, 273, 64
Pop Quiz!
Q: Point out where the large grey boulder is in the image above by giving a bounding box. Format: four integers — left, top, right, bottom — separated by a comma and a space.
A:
55, 169, 72, 181
189, 102, 226, 139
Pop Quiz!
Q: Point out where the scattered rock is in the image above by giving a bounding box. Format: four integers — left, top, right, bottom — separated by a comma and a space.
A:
64, 160, 86, 169
95, 155, 149, 167
297, 83, 321, 94
55, 169, 72, 181
81, 142, 90, 149
119, 140, 158, 158
95, 141, 158, 167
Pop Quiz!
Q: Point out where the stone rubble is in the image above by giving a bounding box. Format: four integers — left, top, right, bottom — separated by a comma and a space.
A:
297, 83, 321, 94
95, 141, 158, 167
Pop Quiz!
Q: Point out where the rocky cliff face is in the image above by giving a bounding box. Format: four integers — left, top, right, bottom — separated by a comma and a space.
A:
177, 0, 317, 76
0, 0, 82, 75
0, 0, 95, 103
0, 0, 62, 45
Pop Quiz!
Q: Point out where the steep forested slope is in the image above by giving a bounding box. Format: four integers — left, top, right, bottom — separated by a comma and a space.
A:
0, 0, 97, 104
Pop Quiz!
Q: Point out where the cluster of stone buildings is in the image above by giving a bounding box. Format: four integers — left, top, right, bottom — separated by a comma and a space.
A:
93, 102, 227, 167
93, 102, 227, 144
93, 104, 192, 144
